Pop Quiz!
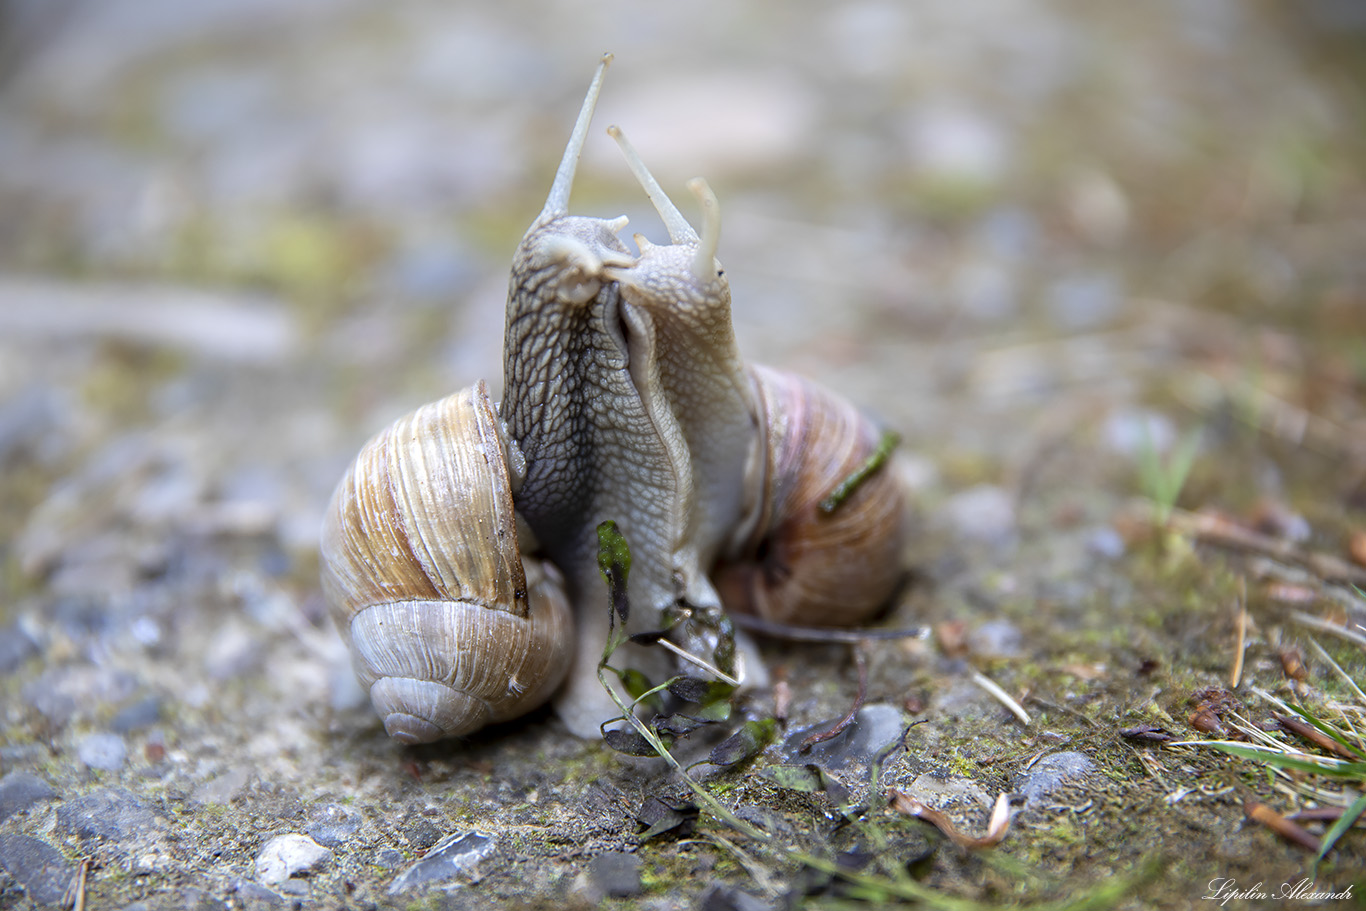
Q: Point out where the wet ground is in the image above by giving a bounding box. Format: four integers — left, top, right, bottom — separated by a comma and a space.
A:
1, 1, 1365, 908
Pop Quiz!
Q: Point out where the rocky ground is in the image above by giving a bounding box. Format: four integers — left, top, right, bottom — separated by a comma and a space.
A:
1, 1, 1365, 909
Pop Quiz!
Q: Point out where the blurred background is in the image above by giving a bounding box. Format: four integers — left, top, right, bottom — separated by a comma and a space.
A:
0, 0, 1363, 902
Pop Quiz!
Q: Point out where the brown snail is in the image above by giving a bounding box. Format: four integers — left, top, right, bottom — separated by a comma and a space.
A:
320, 55, 907, 744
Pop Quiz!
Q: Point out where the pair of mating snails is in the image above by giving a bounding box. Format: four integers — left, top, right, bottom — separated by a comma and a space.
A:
320, 56, 908, 745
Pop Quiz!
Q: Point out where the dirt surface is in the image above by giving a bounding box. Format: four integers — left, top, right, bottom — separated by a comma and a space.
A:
2, 1, 1365, 909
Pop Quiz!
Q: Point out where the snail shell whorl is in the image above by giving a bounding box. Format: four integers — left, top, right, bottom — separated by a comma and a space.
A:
320, 381, 573, 744
715, 365, 908, 627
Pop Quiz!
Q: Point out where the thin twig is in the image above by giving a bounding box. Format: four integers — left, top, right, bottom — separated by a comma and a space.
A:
729, 611, 926, 643
1273, 714, 1361, 761
1230, 577, 1248, 689
970, 670, 1031, 725
799, 644, 869, 752
1305, 638, 1366, 703
1246, 800, 1322, 852
63, 858, 89, 911
1163, 506, 1366, 586
655, 638, 741, 686
1292, 612, 1366, 650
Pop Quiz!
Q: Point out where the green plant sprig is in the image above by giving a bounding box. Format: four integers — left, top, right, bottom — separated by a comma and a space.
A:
592, 520, 1155, 909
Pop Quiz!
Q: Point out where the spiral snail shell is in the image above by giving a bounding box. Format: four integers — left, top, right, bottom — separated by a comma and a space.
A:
321, 55, 907, 744
320, 382, 573, 743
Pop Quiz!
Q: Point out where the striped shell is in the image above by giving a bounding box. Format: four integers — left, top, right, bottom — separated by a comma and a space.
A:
320, 381, 573, 743
713, 365, 907, 627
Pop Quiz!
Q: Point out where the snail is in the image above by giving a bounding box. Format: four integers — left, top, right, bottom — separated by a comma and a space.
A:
320, 55, 907, 744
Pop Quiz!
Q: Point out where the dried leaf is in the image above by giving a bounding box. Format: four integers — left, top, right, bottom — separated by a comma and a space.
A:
709, 719, 777, 767
667, 676, 713, 703
636, 796, 698, 840
812, 765, 851, 807
603, 727, 659, 757
651, 713, 711, 738
1120, 724, 1173, 743
888, 789, 1012, 849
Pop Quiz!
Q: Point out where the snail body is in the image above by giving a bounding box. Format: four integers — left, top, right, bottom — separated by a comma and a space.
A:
321, 56, 907, 744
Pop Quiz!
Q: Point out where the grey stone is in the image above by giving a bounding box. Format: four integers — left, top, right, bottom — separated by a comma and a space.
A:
373, 848, 406, 869
255, 833, 330, 885
940, 485, 1017, 549
56, 788, 161, 842
781, 704, 906, 770
589, 851, 642, 898
0, 623, 38, 674
20, 665, 139, 726
0, 772, 57, 823
305, 803, 362, 847
699, 883, 770, 911
190, 768, 251, 806
904, 773, 993, 810
0, 385, 73, 466
966, 619, 1023, 659
1014, 751, 1096, 803
116, 888, 228, 911
0, 834, 74, 906
1103, 409, 1175, 459
77, 732, 128, 771
387, 831, 497, 893
231, 880, 288, 908
110, 696, 163, 733
397, 812, 443, 851
1085, 525, 1126, 560
1046, 272, 1120, 330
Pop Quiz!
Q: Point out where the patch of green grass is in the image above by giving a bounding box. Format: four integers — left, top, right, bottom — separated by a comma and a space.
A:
1136, 425, 1202, 528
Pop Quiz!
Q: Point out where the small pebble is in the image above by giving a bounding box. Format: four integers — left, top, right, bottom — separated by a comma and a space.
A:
781, 704, 905, 770
77, 732, 128, 771
255, 833, 330, 885
56, 788, 161, 842
1103, 409, 1175, 459
966, 619, 1023, 659
1014, 751, 1096, 803
305, 803, 362, 847
699, 884, 770, 911
1085, 525, 1126, 560
941, 485, 1017, 549
0, 772, 57, 824
1046, 272, 1120, 330
20, 665, 139, 726
191, 767, 251, 806
589, 851, 642, 898
904, 773, 993, 810
232, 879, 289, 908
373, 848, 406, 869
0, 835, 75, 906
0, 623, 38, 674
387, 831, 497, 893
110, 695, 163, 733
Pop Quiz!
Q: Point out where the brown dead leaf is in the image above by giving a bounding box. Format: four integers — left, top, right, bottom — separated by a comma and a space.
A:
887, 789, 1012, 849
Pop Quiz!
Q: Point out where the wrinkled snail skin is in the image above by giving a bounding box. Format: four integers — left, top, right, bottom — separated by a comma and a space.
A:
598, 140, 907, 629
320, 56, 909, 744
320, 382, 574, 744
